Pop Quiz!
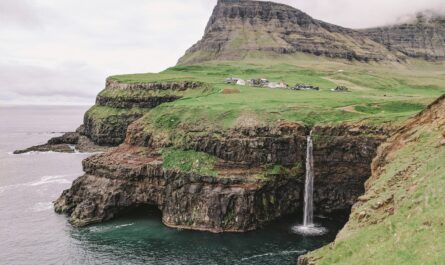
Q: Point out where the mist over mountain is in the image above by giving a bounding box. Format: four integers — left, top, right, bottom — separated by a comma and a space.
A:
362, 11, 445, 60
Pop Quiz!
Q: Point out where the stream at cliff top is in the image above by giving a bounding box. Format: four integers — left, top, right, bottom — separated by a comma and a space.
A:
0, 106, 348, 265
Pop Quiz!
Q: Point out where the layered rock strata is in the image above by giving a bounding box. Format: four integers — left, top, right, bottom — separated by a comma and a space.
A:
15, 80, 204, 154
55, 123, 390, 232
297, 96, 445, 264
82, 80, 204, 146
54, 146, 302, 232
178, 0, 397, 64
362, 13, 445, 61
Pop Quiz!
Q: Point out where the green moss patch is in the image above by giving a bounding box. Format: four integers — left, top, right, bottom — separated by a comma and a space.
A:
161, 148, 218, 176
86, 105, 148, 121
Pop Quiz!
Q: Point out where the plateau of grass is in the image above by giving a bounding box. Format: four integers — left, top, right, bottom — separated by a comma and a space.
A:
161, 148, 218, 176
93, 53, 445, 132
108, 56, 445, 129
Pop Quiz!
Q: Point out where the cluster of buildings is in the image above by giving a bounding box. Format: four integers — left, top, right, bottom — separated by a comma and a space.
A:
225, 77, 289, 89
224, 77, 349, 92
331, 86, 349, 92
291, 84, 320, 91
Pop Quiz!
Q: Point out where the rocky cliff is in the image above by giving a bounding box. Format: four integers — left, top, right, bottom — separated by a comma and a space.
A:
178, 0, 397, 64
82, 79, 204, 146
54, 121, 389, 232
54, 145, 302, 232
298, 95, 445, 264
362, 12, 445, 61
14, 78, 205, 154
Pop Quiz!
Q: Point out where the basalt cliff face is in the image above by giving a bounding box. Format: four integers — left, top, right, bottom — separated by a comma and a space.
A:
178, 0, 398, 64
361, 12, 445, 61
54, 121, 389, 232
82, 79, 204, 146
54, 146, 302, 232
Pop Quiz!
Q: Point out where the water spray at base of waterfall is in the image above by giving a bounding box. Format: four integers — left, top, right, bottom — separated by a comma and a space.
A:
292, 224, 328, 236
292, 130, 328, 236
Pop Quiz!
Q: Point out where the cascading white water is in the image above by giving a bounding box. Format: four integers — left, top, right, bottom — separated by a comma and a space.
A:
292, 130, 327, 236
303, 131, 314, 227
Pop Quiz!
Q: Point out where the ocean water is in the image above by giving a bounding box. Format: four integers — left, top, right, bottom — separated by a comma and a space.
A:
0, 106, 348, 265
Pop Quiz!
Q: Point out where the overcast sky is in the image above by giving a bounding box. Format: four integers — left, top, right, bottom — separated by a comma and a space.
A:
1, 0, 444, 105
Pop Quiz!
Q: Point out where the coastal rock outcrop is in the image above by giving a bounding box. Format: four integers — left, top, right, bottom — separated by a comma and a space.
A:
82, 80, 205, 146
128, 121, 390, 211
15, 79, 204, 154
55, 122, 389, 232
13, 128, 108, 154
54, 146, 302, 232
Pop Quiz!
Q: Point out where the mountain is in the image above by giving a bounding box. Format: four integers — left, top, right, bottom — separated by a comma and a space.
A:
362, 12, 445, 61
178, 0, 397, 64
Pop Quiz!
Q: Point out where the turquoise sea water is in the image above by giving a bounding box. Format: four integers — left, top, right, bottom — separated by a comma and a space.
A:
0, 106, 348, 265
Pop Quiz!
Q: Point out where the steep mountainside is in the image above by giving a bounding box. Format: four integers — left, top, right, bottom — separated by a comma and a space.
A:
298, 95, 445, 264
362, 12, 445, 61
178, 0, 396, 64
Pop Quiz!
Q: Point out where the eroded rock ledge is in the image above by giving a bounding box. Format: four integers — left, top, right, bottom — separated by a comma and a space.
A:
54, 146, 301, 232
54, 123, 390, 233
82, 80, 205, 146
15, 80, 204, 154
105, 79, 203, 91
13, 126, 108, 154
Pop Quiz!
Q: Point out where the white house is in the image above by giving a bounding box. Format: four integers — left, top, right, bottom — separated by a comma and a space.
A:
267, 81, 288, 89
236, 79, 246, 86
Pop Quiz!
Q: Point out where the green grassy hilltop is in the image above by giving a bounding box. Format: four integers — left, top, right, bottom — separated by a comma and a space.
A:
103, 55, 445, 130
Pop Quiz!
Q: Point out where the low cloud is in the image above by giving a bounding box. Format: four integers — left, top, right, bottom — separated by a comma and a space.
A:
0, 0, 45, 28
0, 63, 101, 104
270, 0, 445, 28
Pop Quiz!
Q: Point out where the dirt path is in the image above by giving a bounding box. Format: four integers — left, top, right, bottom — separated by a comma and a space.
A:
337, 105, 361, 113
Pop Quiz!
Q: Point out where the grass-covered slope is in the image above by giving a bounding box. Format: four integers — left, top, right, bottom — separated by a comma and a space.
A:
299, 95, 445, 265
109, 55, 445, 131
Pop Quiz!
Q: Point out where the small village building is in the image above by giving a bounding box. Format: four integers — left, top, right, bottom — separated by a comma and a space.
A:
236, 79, 246, 86
292, 84, 320, 91
267, 81, 288, 89
247, 79, 263, 87
225, 76, 286, 88
331, 86, 349, 92
225, 77, 240, 84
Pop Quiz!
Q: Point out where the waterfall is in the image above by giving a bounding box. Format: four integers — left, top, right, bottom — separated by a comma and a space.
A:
303, 130, 314, 227
292, 130, 327, 236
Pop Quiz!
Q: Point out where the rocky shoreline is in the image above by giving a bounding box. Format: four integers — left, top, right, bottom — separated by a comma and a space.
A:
13, 126, 109, 154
